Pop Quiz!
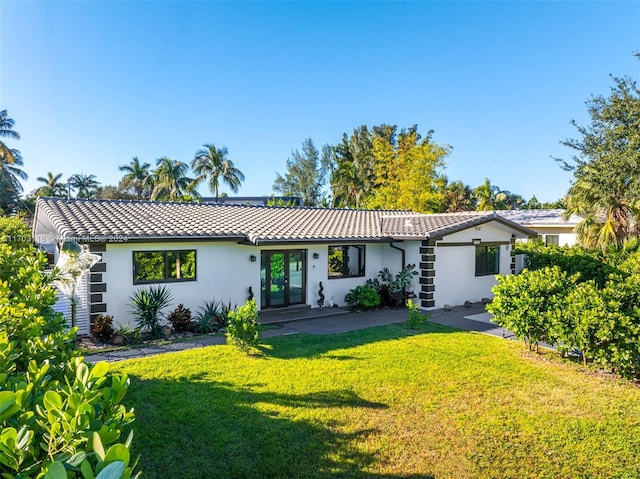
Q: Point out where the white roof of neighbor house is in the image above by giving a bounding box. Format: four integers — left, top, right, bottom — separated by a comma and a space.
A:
33, 198, 537, 245
498, 209, 581, 228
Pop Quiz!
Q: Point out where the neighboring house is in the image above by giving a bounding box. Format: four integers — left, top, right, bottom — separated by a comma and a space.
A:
499, 209, 581, 247
33, 198, 535, 335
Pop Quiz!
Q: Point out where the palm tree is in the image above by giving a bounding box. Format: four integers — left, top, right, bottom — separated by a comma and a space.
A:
149, 157, 198, 201
119, 157, 151, 199
69, 174, 100, 199
564, 173, 637, 251
191, 144, 245, 203
34, 172, 67, 197
474, 178, 508, 211
0, 110, 27, 212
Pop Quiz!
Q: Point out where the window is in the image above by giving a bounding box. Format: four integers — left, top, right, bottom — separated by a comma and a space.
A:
545, 235, 560, 246
475, 245, 499, 276
133, 250, 196, 284
328, 245, 365, 278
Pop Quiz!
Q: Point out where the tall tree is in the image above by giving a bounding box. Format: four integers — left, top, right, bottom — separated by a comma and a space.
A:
119, 157, 152, 199
273, 138, 331, 207
558, 56, 640, 250
69, 174, 100, 199
441, 179, 476, 212
0, 110, 27, 213
473, 178, 511, 211
191, 144, 244, 203
330, 126, 376, 208
365, 125, 448, 213
34, 172, 67, 197
149, 157, 197, 201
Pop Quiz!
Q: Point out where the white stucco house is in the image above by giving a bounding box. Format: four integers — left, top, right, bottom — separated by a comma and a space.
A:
499, 209, 580, 247
33, 197, 536, 335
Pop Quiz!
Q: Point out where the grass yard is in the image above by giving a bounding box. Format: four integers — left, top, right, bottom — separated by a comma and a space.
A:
112, 322, 640, 479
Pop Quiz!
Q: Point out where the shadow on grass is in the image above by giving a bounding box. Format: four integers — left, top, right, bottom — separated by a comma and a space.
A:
258, 321, 458, 360
126, 375, 436, 479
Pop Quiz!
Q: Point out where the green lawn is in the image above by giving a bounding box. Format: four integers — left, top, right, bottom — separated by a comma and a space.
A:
112, 322, 640, 479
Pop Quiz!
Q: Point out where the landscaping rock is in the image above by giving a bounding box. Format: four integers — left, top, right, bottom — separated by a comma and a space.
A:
464, 300, 472, 308
481, 297, 492, 304
443, 304, 452, 311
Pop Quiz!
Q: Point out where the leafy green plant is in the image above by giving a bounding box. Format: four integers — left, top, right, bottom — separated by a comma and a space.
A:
406, 299, 428, 329
0, 218, 140, 478
115, 322, 143, 345
345, 285, 381, 310
388, 264, 419, 293
167, 304, 192, 332
193, 299, 227, 333
488, 266, 576, 352
226, 299, 261, 353
92, 313, 115, 344
129, 285, 173, 339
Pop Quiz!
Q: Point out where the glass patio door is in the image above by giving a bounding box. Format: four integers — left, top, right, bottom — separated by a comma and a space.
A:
260, 250, 306, 309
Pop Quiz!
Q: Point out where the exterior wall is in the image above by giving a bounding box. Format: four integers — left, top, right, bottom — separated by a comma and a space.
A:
98, 240, 421, 328
427, 221, 517, 309
528, 226, 577, 246
102, 241, 259, 328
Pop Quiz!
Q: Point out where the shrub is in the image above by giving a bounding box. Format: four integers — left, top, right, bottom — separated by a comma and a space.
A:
115, 322, 143, 345
488, 266, 577, 351
167, 304, 192, 332
130, 285, 173, 339
345, 285, 380, 310
193, 299, 229, 333
515, 242, 614, 287
92, 313, 115, 343
226, 299, 261, 353
406, 299, 428, 329
366, 265, 418, 307
0, 230, 139, 477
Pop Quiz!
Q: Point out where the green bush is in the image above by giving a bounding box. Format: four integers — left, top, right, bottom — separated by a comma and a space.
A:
406, 299, 428, 329
129, 285, 173, 339
92, 313, 115, 344
226, 299, 261, 354
167, 304, 192, 332
193, 299, 230, 333
515, 242, 614, 287
0, 219, 139, 478
488, 266, 577, 351
345, 285, 381, 310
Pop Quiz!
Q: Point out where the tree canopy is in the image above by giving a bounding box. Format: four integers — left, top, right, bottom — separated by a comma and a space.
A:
559, 55, 640, 250
191, 144, 245, 203
273, 138, 331, 207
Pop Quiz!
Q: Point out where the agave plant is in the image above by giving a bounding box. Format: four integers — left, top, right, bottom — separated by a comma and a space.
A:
130, 285, 173, 339
192, 299, 234, 333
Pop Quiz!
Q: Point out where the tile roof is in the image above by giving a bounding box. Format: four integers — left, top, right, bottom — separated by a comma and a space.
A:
34, 198, 536, 244
381, 212, 536, 239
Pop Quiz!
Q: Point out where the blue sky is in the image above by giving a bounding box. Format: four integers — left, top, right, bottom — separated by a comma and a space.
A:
1, 1, 638, 203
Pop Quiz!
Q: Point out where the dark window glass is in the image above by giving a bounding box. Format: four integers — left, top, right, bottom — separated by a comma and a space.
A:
328, 245, 365, 278
133, 250, 197, 284
545, 235, 560, 246
475, 246, 499, 276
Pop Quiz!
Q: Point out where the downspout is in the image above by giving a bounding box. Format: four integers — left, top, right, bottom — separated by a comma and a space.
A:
389, 241, 406, 269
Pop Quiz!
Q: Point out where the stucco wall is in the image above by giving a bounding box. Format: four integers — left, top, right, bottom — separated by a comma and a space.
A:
100, 240, 418, 328
431, 221, 515, 308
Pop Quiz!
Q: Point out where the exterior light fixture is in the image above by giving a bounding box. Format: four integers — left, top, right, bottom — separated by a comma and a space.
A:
250, 255, 257, 262
472, 238, 481, 245
313, 253, 320, 259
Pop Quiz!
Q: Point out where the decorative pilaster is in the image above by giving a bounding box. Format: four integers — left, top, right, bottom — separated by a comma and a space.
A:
419, 239, 436, 308
510, 235, 516, 274
88, 243, 107, 325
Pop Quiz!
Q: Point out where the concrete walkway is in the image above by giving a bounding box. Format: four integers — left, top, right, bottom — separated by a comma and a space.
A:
85, 302, 516, 364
